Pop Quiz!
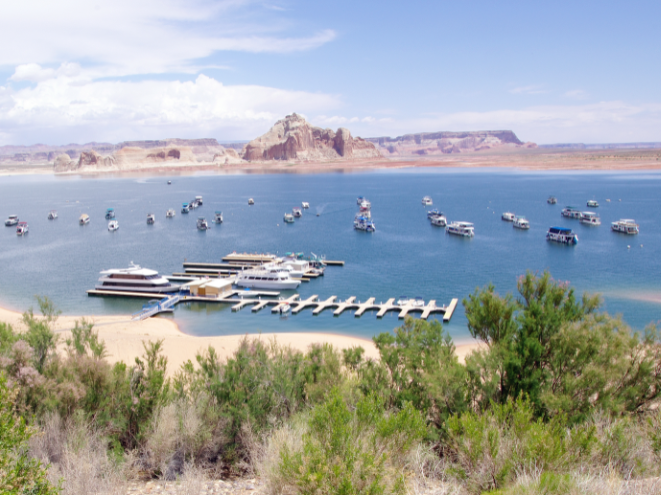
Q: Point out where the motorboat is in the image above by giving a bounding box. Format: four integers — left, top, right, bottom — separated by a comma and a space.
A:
181, 203, 190, 214
412, 297, 425, 308
248, 198, 255, 205
302, 202, 310, 209
430, 214, 447, 227
513, 216, 530, 230
397, 296, 410, 306
359, 200, 371, 212
586, 200, 599, 208
561, 206, 581, 219
146, 213, 156, 225
446, 221, 474, 237
167, 180, 172, 185
579, 211, 601, 226
48, 210, 58, 220
79, 214, 90, 225
105, 208, 115, 219
284, 213, 295, 223
357, 196, 365, 204
292, 207, 302, 218
5, 215, 18, 226
276, 302, 291, 314
354, 215, 376, 232
427, 209, 441, 219
108, 220, 119, 231
547, 226, 578, 245
547, 196, 557, 204
95, 263, 180, 293
502, 212, 515, 222
16, 222, 28, 236
188, 199, 198, 209
166, 209, 176, 218
214, 211, 223, 224
195, 196, 203, 206
611, 219, 639, 234
197, 217, 209, 230
235, 266, 301, 290
422, 196, 433, 206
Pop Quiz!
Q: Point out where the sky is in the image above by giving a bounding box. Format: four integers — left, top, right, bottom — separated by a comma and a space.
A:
0, 0, 660, 146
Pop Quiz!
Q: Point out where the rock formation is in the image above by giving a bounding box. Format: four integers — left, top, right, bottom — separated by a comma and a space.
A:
113, 146, 196, 168
368, 131, 536, 156
241, 113, 381, 162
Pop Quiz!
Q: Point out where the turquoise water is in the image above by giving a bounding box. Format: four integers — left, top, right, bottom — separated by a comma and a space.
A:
0, 169, 659, 342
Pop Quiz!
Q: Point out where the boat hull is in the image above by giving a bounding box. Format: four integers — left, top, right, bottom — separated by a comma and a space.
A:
235, 280, 300, 290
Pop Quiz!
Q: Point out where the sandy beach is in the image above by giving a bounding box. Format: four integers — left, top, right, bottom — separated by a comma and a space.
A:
0, 306, 484, 375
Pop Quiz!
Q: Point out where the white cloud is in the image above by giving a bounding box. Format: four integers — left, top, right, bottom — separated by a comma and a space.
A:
563, 89, 589, 100
509, 85, 548, 95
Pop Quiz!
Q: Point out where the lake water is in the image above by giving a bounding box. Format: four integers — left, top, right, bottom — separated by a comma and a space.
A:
1, 168, 659, 343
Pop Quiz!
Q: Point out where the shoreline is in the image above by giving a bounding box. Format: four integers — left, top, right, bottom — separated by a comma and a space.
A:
0, 305, 485, 375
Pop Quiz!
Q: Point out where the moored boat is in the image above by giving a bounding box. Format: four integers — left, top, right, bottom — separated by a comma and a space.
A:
302, 202, 310, 209
427, 209, 441, 219
284, 213, 295, 223
5, 214, 19, 226
16, 222, 28, 236
146, 213, 156, 225
587, 200, 599, 208
214, 211, 223, 223
579, 211, 601, 226
513, 216, 530, 230
181, 203, 190, 214
248, 198, 255, 205
95, 263, 179, 293
354, 214, 376, 232
446, 221, 474, 237
561, 206, 581, 219
195, 196, 203, 206
166, 209, 176, 218
197, 217, 209, 230
105, 208, 115, 219
502, 212, 515, 222
547, 196, 557, 204
611, 219, 639, 234
547, 226, 578, 244
292, 207, 302, 218
48, 210, 58, 220
79, 214, 90, 225
430, 214, 447, 227
422, 196, 433, 206
235, 266, 301, 290
108, 220, 119, 231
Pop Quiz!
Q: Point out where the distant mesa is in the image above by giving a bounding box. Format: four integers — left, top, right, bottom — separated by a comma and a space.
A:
241, 113, 381, 162
367, 130, 537, 156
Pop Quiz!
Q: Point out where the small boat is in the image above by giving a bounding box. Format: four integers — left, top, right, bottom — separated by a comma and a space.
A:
105, 208, 115, 219
513, 216, 530, 230
5, 214, 19, 226
430, 215, 447, 227
166, 209, 176, 218
284, 213, 295, 223
181, 203, 190, 214
561, 206, 581, 219
422, 196, 433, 206
146, 213, 156, 225
197, 217, 209, 230
47, 210, 58, 220
214, 211, 223, 224
547, 226, 578, 245
586, 200, 599, 208
579, 211, 601, 226
188, 199, 198, 209
354, 215, 376, 232
79, 214, 90, 225
302, 202, 310, 209
427, 209, 441, 219
195, 196, 203, 206
108, 220, 119, 231
167, 180, 172, 185
446, 221, 475, 237
357, 196, 365, 204
502, 212, 515, 222
412, 297, 425, 308
611, 219, 639, 235
292, 207, 302, 218
397, 296, 410, 306
277, 302, 291, 314
16, 222, 28, 236
248, 198, 255, 205
547, 196, 557, 204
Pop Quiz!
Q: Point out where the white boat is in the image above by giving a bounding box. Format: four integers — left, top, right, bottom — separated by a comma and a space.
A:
16, 222, 28, 236
354, 215, 376, 232
105, 208, 115, 219
502, 212, 515, 222
181, 203, 190, 214
284, 213, 295, 223
5, 215, 19, 226
561, 206, 581, 219
547, 196, 558, 204
167, 180, 172, 185
513, 216, 530, 230
587, 200, 599, 208
547, 226, 578, 245
195, 196, 203, 206
397, 296, 410, 306
579, 211, 601, 226
95, 263, 179, 293
79, 214, 90, 225
48, 210, 58, 220
430, 215, 447, 227
108, 220, 119, 231
279, 258, 311, 279
427, 209, 441, 219
214, 211, 223, 223
276, 302, 291, 314
446, 221, 474, 237
166, 209, 176, 218
248, 198, 255, 205
146, 213, 155, 225
611, 219, 639, 235
302, 202, 310, 209
422, 196, 433, 206
292, 207, 302, 218
197, 217, 209, 230
235, 267, 301, 290
412, 296, 425, 308
188, 199, 198, 209
357, 196, 365, 204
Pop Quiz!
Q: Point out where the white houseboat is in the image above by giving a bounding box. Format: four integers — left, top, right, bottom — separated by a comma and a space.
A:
502, 212, 515, 222
354, 215, 376, 232
166, 209, 176, 218
292, 207, 303, 218
586, 200, 599, 208
79, 214, 90, 225
579, 211, 601, 226
284, 213, 295, 223
5, 215, 19, 226
147, 213, 156, 225
95, 263, 179, 293
48, 210, 58, 220
513, 217, 530, 229
547, 226, 578, 245
422, 196, 433, 206
611, 219, 639, 235
561, 206, 582, 219
108, 220, 119, 232
105, 208, 115, 219
197, 217, 209, 230
16, 222, 28, 236
446, 221, 475, 237
214, 211, 223, 223
235, 267, 301, 290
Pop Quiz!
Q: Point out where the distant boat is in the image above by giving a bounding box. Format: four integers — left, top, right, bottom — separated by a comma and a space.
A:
248, 198, 255, 205
587, 200, 599, 208
611, 219, 639, 234
105, 208, 115, 219
108, 220, 119, 232
513, 217, 530, 230
502, 212, 515, 222
146, 213, 156, 225
167, 180, 172, 185
446, 221, 474, 237
197, 217, 209, 230
430, 215, 447, 227
302, 202, 310, 209
182, 203, 190, 214
214, 211, 223, 224
48, 210, 58, 220
284, 213, 295, 223
166, 209, 176, 218
292, 207, 302, 218
579, 211, 600, 226
547, 226, 578, 244
561, 206, 581, 219
422, 196, 433, 206
79, 214, 90, 225
5, 215, 18, 226
16, 222, 28, 236
547, 196, 557, 204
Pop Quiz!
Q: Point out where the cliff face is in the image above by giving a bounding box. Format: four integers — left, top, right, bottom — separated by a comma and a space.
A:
367, 130, 536, 156
241, 113, 381, 161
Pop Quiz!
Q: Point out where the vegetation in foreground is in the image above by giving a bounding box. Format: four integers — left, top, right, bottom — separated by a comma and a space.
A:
0, 272, 660, 494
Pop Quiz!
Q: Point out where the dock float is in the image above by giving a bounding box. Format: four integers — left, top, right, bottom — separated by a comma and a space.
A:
312, 296, 337, 315
376, 298, 397, 318
324, 260, 344, 266
443, 299, 458, 322
333, 296, 357, 316
355, 298, 377, 317
292, 295, 319, 314
271, 295, 300, 313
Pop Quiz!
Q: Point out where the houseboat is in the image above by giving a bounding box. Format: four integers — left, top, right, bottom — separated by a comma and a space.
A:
214, 211, 223, 223
16, 222, 28, 235
586, 200, 599, 208
166, 209, 176, 218
547, 196, 557, 204
108, 220, 119, 232
146, 213, 156, 225
513, 217, 530, 230
5, 215, 19, 226
422, 196, 433, 206
284, 213, 295, 223
302, 202, 310, 209
430, 214, 447, 227
248, 198, 255, 205
579, 211, 601, 226
547, 227, 578, 245
48, 210, 58, 220
79, 214, 90, 225
561, 206, 581, 219
354, 215, 376, 232
446, 221, 475, 237
611, 219, 639, 235
197, 217, 210, 230
502, 212, 515, 222
292, 207, 302, 218
181, 203, 190, 214
105, 208, 115, 219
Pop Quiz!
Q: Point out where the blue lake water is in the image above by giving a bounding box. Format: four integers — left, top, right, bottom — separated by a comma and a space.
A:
0, 168, 659, 343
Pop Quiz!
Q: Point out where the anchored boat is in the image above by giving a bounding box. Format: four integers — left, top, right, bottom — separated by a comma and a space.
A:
79, 214, 90, 225
547, 196, 558, 204
16, 222, 28, 236
105, 208, 115, 219
48, 210, 58, 220
146, 213, 156, 225
214, 211, 223, 223
166, 209, 176, 218
284, 213, 295, 223
422, 196, 433, 206
108, 220, 119, 232
547, 226, 578, 244
197, 217, 210, 230
611, 219, 639, 234
513, 216, 530, 230
5, 215, 18, 226
561, 206, 581, 219
446, 221, 475, 237
292, 207, 302, 218
502, 212, 515, 222
579, 211, 601, 226
586, 200, 599, 208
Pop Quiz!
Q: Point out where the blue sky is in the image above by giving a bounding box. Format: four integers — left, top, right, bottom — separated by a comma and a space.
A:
0, 0, 659, 145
